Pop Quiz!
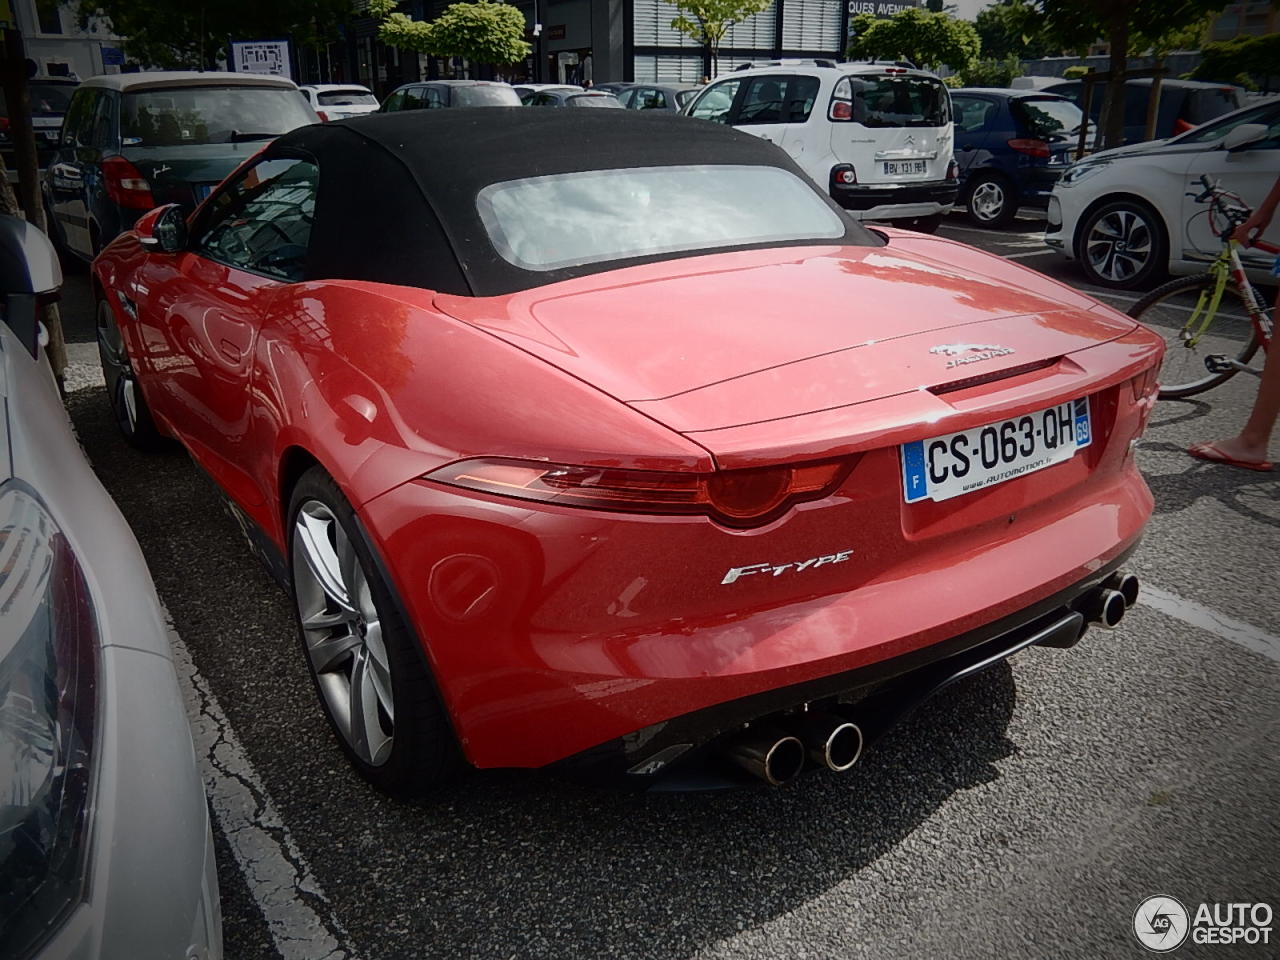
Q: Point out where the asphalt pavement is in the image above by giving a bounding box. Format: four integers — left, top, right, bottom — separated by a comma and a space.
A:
60, 211, 1279, 959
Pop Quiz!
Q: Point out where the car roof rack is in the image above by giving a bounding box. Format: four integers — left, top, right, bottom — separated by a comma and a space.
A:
841, 59, 919, 69
733, 58, 840, 71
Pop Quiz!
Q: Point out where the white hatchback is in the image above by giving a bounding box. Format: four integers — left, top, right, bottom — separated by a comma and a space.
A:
683, 60, 958, 231
1045, 97, 1280, 289
299, 83, 380, 121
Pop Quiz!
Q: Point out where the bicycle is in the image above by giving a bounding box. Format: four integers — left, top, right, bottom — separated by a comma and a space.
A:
1127, 174, 1278, 399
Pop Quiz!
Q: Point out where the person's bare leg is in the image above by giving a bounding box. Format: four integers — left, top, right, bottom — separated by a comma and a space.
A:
1191, 287, 1280, 466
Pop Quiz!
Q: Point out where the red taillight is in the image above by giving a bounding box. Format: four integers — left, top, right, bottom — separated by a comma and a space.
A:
829, 99, 853, 121
102, 156, 155, 210
316, 110, 330, 121
425, 458, 851, 528
946, 159, 959, 180
0, 116, 9, 131
1007, 138, 1050, 159
832, 165, 857, 185
1129, 365, 1159, 401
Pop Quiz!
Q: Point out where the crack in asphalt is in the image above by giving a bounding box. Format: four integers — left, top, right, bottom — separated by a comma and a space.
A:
167, 607, 355, 960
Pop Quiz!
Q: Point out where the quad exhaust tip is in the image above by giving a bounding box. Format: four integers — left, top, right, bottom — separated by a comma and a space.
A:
789, 712, 864, 772
723, 725, 806, 786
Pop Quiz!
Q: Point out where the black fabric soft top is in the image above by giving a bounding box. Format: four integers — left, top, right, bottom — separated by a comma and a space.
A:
274, 108, 878, 297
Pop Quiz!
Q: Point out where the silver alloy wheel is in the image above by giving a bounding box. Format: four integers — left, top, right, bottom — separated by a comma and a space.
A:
97, 303, 139, 434
970, 180, 1005, 221
292, 500, 395, 766
1085, 208, 1152, 283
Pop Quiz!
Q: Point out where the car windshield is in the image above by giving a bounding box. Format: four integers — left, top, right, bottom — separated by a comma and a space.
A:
121, 85, 316, 146
1013, 97, 1082, 140
847, 75, 950, 128
316, 89, 377, 106
1173, 102, 1280, 145
477, 164, 846, 271
568, 95, 622, 108
676, 89, 698, 107
453, 86, 521, 107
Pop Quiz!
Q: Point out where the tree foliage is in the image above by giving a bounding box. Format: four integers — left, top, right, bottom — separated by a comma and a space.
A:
1191, 33, 1280, 90
974, 0, 1052, 61
846, 8, 981, 72
663, 0, 772, 77
957, 54, 1024, 88
1038, 0, 1233, 147
77, 0, 350, 69
372, 0, 531, 66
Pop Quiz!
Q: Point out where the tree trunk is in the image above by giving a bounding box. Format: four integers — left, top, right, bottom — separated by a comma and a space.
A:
1144, 63, 1163, 143
1102, 15, 1129, 149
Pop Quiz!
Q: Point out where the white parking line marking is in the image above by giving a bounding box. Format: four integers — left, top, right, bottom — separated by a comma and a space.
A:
1003, 250, 1057, 259
165, 608, 355, 960
1142, 586, 1280, 664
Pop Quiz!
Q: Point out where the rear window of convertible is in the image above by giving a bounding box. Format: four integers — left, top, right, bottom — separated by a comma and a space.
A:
476, 164, 846, 272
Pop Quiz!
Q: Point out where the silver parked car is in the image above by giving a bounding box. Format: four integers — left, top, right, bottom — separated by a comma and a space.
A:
0, 217, 221, 959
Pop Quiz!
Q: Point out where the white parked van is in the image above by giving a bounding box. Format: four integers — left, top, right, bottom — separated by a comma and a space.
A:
683, 60, 958, 231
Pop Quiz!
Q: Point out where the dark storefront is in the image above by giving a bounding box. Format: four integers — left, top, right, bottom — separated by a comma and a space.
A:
306, 0, 920, 92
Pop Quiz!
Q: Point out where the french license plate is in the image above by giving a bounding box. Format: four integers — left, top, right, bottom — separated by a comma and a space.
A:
883, 160, 927, 176
901, 398, 1091, 504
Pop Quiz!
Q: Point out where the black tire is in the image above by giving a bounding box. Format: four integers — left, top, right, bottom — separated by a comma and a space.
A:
891, 213, 943, 234
287, 466, 461, 794
1077, 198, 1168, 289
95, 299, 168, 450
962, 172, 1018, 228
1128, 274, 1262, 399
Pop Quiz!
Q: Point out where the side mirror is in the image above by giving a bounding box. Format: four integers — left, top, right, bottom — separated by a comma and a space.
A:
137, 203, 188, 253
0, 214, 62, 357
1222, 123, 1268, 153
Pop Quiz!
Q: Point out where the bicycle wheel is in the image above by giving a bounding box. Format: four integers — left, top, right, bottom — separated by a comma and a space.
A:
1127, 274, 1262, 399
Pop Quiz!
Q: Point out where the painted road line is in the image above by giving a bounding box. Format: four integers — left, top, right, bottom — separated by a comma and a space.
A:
1003, 250, 1058, 259
1142, 586, 1280, 664
166, 607, 355, 960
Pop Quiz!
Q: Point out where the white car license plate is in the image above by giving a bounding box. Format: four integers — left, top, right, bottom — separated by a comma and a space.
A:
883, 160, 927, 176
901, 398, 1091, 504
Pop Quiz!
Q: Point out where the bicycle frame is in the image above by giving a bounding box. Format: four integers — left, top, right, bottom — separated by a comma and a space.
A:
1180, 239, 1276, 355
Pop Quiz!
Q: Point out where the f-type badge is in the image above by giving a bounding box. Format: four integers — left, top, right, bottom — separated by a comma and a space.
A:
929, 343, 1016, 369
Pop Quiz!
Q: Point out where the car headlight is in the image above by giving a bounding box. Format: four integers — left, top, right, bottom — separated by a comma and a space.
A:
1060, 160, 1111, 187
0, 482, 99, 960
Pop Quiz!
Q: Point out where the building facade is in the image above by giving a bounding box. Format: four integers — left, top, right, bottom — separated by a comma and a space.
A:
313, 0, 921, 94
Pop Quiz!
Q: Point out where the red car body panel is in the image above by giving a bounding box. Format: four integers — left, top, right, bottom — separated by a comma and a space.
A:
94, 221, 1163, 772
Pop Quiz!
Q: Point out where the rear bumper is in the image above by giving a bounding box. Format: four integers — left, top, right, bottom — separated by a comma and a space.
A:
831, 178, 958, 218
362, 435, 1155, 771
554, 546, 1135, 788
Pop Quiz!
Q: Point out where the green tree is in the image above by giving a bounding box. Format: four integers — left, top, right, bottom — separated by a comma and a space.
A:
974, 0, 1052, 61
662, 0, 772, 78
371, 0, 531, 67
957, 54, 1025, 87
1191, 33, 1280, 91
1038, 0, 1231, 148
77, 0, 351, 69
846, 8, 981, 73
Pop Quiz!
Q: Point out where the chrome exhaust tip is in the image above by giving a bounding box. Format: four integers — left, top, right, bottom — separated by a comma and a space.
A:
1105, 571, 1140, 608
1087, 587, 1127, 628
723, 726, 806, 786
788, 712, 864, 772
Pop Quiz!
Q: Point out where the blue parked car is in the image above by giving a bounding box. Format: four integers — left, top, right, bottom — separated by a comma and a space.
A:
951, 89, 1083, 228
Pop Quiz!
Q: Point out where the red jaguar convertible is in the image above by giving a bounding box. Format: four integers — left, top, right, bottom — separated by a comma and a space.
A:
93, 110, 1162, 792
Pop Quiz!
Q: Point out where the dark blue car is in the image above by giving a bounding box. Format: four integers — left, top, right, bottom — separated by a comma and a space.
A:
951, 89, 1083, 228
